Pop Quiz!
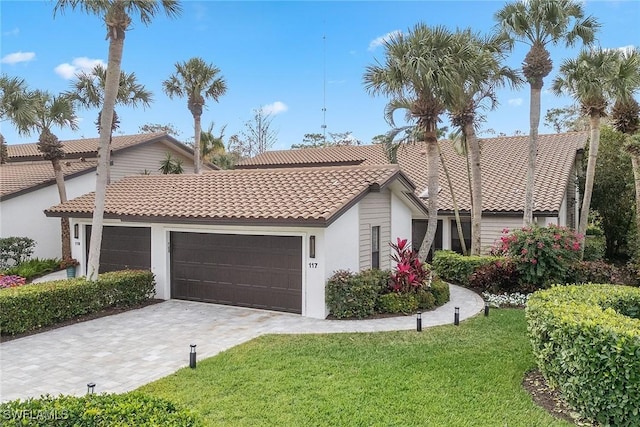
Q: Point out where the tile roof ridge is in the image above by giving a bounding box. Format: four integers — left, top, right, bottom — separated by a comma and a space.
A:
216, 163, 401, 173
8, 132, 168, 147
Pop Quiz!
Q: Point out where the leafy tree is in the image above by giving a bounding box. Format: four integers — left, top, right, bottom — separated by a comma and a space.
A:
291, 131, 361, 149
139, 122, 181, 137
552, 48, 624, 241
66, 64, 153, 183
495, 0, 599, 226
587, 127, 635, 259
163, 57, 227, 174
364, 23, 482, 261
544, 105, 590, 133
200, 121, 226, 163
54, 0, 182, 281
446, 29, 521, 255
0, 134, 6, 164
23, 90, 78, 260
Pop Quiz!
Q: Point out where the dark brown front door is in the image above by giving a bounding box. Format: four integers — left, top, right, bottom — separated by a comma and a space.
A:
85, 226, 151, 273
170, 232, 303, 313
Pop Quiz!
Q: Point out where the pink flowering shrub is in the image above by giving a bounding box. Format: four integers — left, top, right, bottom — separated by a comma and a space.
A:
389, 238, 430, 293
0, 274, 27, 289
492, 224, 583, 287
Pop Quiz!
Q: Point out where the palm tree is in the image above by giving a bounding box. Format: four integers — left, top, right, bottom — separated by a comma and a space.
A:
495, 0, 599, 226
446, 30, 521, 255
552, 48, 621, 241
609, 49, 640, 249
67, 64, 153, 183
364, 23, 481, 261
25, 90, 78, 260
163, 57, 227, 174
54, 0, 181, 281
0, 74, 36, 137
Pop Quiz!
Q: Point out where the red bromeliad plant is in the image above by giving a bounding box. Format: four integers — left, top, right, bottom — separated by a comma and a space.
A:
389, 238, 431, 293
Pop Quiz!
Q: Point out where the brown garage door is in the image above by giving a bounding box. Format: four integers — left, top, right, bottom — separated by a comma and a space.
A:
170, 232, 302, 313
85, 226, 151, 273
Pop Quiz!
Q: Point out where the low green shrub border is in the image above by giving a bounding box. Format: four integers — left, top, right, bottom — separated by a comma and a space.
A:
432, 250, 500, 287
0, 392, 200, 426
430, 278, 450, 306
377, 293, 418, 314
0, 270, 155, 335
526, 284, 640, 426
1, 258, 60, 281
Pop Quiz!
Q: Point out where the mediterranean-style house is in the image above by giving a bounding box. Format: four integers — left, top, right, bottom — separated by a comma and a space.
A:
1, 132, 209, 259
43, 131, 588, 318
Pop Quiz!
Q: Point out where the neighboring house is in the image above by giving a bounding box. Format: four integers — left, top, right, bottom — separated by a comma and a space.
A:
45, 165, 428, 319
237, 132, 589, 255
1, 132, 208, 259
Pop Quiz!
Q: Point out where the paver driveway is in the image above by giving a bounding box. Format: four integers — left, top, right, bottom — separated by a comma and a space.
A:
0, 284, 483, 402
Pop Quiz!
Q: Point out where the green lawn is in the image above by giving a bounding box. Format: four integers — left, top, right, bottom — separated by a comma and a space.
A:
139, 309, 570, 426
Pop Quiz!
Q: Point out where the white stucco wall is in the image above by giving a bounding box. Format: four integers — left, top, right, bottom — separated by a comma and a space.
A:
1, 172, 96, 259
390, 192, 412, 246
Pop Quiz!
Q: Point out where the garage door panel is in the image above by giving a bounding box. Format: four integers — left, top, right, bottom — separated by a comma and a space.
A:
170, 232, 302, 313
86, 226, 151, 273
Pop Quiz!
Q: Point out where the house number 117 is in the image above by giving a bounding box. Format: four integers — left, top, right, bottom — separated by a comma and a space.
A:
308, 262, 318, 268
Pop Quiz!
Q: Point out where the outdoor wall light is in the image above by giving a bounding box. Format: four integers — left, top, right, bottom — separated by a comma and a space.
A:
309, 236, 316, 258
454, 307, 460, 326
190, 344, 197, 369
74, 223, 79, 239
416, 311, 422, 332
87, 382, 95, 394
484, 301, 490, 317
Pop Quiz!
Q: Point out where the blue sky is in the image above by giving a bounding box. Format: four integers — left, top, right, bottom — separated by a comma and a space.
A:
1, 1, 638, 150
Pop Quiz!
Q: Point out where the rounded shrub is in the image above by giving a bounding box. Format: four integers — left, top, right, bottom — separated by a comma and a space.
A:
377, 292, 418, 314
526, 284, 640, 426
326, 270, 379, 319
429, 278, 450, 307
0, 392, 201, 426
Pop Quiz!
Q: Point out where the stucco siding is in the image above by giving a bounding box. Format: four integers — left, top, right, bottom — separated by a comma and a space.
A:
480, 216, 522, 254
390, 192, 412, 247
359, 190, 391, 271
1, 172, 96, 259
110, 142, 196, 182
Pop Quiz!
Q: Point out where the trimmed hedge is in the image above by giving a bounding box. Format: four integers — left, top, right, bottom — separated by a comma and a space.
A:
0, 392, 200, 426
432, 250, 501, 287
526, 284, 640, 426
430, 278, 450, 307
0, 270, 155, 335
377, 293, 418, 314
326, 270, 385, 319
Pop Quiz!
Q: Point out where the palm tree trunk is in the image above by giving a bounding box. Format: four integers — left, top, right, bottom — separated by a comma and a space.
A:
524, 85, 541, 226
465, 123, 482, 255
631, 154, 640, 246
438, 142, 467, 256
87, 20, 126, 281
418, 137, 439, 262
578, 115, 602, 240
52, 158, 71, 260
194, 114, 202, 174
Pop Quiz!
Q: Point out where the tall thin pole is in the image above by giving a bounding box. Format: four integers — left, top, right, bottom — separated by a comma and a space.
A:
321, 34, 327, 144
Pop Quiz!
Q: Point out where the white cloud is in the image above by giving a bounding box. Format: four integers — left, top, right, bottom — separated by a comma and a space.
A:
617, 45, 636, 56
261, 101, 288, 116
54, 57, 106, 79
368, 30, 401, 51
3, 27, 19, 36
1, 51, 35, 65
508, 98, 523, 107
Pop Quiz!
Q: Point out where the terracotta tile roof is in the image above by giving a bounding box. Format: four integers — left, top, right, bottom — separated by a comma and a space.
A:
237, 132, 588, 213
46, 165, 420, 225
1, 160, 96, 200
7, 132, 169, 161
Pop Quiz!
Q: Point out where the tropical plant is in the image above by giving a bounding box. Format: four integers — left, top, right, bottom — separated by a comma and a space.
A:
609, 48, 640, 260
66, 64, 153, 183
19, 90, 78, 261
389, 238, 430, 293
54, 0, 182, 281
199, 121, 226, 163
446, 29, 521, 255
158, 152, 184, 174
552, 48, 624, 241
163, 57, 227, 174
0, 74, 36, 136
495, 0, 599, 225
364, 23, 482, 261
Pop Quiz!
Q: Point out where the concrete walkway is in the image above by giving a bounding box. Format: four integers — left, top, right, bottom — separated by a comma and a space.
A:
0, 284, 484, 402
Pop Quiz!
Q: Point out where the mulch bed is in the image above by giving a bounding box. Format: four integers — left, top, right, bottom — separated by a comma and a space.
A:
0, 299, 164, 343
522, 369, 597, 426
